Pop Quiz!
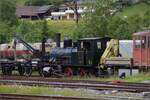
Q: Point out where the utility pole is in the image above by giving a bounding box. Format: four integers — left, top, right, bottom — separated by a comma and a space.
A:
74, 0, 79, 24
65, 0, 79, 24
13, 33, 17, 61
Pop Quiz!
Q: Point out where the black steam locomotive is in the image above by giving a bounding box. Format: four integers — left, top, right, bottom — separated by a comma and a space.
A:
43, 35, 111, 77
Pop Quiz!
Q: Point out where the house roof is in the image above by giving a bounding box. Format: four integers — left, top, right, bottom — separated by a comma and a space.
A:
16, 5, 52, 16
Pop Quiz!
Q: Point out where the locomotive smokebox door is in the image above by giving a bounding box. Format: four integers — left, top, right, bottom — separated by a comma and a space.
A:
77, 37, 111, 66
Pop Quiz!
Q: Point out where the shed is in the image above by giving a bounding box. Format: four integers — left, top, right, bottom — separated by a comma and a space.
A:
16, 5, 53, 20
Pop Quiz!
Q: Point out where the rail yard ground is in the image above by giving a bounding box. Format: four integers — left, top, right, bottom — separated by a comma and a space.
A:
65, 72, 150, 82
0, 85, 146, 100
2, 71, 150, 82
0, 72, 150, 99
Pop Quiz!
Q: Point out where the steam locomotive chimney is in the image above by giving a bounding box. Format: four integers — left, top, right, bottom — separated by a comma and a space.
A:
56, 33, 61, 47
41, 37, 46, 55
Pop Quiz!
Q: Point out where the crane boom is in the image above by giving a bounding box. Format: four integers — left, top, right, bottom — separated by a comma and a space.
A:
14, 36, 36, 53
14, 36, 41, 58
100, 39, 119, 65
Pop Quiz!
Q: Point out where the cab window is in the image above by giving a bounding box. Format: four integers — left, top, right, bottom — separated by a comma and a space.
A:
97, 42, 101, 49
142, 36, 146, 48
148, 36, 150, 48
135, 36, 140, 48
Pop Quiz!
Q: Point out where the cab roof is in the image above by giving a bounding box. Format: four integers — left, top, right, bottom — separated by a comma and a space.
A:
133, 30, 150, 35
78, 37, 111, 41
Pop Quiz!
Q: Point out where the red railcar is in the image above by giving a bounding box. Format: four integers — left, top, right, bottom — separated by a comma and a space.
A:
0, 50, 32, 59
133, 31, 150, 69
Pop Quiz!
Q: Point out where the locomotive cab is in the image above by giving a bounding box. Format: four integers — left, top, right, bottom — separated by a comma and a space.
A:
43, 37, 111, 77
77, 37, 111, 67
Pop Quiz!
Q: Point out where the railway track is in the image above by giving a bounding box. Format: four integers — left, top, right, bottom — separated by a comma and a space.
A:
0, 93, 145, 100
0, 94, 96, 100
0, 76, 150, 93
1, 75, 150, 86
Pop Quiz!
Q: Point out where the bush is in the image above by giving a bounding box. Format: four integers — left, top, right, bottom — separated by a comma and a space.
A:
16, 20, 54, 42
0, 0, 18, 25
74, 1, 150, 40
0, 22, 15, 43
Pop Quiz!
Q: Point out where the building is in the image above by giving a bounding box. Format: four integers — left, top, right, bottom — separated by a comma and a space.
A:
16, 5, 53, 20
51, 6, 86, 20
51, 1, 86, 20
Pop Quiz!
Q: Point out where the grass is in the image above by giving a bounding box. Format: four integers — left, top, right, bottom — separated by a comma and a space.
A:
62, 72, 150, 82
124, 72, 150, 82
0, 85, 143, 99
0, 85, 111, 98
0, 85, 82, 96
47, 20, 76, 38
16, 0, 27, 6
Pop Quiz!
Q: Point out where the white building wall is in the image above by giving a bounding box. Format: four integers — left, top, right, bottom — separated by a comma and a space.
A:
51, 5, 86, 20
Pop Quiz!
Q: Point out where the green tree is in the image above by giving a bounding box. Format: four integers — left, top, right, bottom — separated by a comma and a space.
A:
0, 0, 17, 25
16, 20, 54, 43
74, 1, 150, 40
108, 16, 132, 39
142, 10, 150, 29
25, 0, 50, 6
0, 0, 18, 43
41, 20, 48, 43
74, 0, 117, 38
0, 22, 11, 43
16, 20, 42, 42
108, 11, 150, 40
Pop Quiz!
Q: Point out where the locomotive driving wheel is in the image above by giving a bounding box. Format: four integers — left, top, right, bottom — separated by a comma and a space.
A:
24, 67, 32, 77
2, 66, 7, 75
2, 66, 12, 76
64, 67, 73, 77
7, 67, 13, 76
18, 66, 25, 76
78, 68, 86, 77
38, 67, 44, 77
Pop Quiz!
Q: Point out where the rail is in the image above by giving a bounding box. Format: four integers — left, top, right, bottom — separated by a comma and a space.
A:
0, 94, 95, 100
0, 76, 149, 93
0, 93, 145, 100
